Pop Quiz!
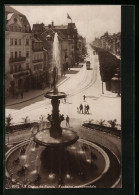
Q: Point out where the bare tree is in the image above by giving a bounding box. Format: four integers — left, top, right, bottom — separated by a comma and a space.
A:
5, 114, 13, 129
108, 119, 117, 129
5, 114, 13, 144
39, 115, 45, 122
97, 119, 105, 126
22, 116, 30, 124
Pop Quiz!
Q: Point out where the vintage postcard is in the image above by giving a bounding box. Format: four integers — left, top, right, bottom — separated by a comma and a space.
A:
5, 5, 122, 189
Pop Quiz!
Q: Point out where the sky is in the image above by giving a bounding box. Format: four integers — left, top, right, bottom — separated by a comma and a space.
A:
11, 5, 121, 42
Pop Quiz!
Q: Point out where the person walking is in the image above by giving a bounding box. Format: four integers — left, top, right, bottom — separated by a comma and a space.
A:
84, 104, 87, 114
83, 95, 86, 102
86, 105, 90, 114
66, 115, 70, 127
79, 104, 83, 114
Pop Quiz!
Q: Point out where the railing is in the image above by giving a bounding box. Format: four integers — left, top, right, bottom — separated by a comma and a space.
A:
12, 70, 29, 77
32, 48, 43, 52
9, 57, 26, 63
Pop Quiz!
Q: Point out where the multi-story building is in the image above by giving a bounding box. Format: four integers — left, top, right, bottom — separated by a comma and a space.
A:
32, 35, 44, 73
46, 22, 77, 68
5, 6, 32, 97
32, 21, 79, 78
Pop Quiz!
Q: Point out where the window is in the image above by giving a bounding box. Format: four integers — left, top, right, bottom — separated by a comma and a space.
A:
10, 39, 13, 45
15, 65, 17, 72
14, 26, 17, 32
10, 52, 13, 58
10, 26, 13, 31
14, 18, 17, 23
37, 54, 39, 59
15, 52, 17, 58
26, 51, 29, 58
10, 65, 13, 73
15, 39, 17, 45
19, 64, 21, 71
19, 39, 21, 45
34, 65, 36, 71
26, 39, 29, 45
19, 51, 21, 58
26, 63, 29, 70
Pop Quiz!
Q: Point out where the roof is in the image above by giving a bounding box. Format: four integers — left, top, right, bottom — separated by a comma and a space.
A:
32, 36, 42, 42
45, 25, 68, 30
5, 6, 31, 32
32, 23, 44, 31
5, 6, 23, 16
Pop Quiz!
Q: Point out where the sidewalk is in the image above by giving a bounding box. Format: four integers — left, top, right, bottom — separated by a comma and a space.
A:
5, 75, 70, 106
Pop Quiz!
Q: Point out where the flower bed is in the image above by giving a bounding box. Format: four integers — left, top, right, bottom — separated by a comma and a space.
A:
5, 122, 38, 133
83, 123, 121, 137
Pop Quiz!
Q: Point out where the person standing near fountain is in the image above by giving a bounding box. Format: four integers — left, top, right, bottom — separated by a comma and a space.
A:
66, 115, 70, 127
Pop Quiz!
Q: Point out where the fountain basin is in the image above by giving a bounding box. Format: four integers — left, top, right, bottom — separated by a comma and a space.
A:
45, 91, 66, 99
5, 139, 109, 188
34, 129, 79, 148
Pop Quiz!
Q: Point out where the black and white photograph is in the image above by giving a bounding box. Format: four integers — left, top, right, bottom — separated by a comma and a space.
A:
5, 5, 121, 189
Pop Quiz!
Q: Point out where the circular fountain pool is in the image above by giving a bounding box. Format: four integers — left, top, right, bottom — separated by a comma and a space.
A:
5, 139, 109, 188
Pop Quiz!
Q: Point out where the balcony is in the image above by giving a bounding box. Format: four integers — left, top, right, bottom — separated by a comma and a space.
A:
9, 57, 26, 63
32, 59, 43, 63
32, 48, 43, 52
12, 70, 29, 78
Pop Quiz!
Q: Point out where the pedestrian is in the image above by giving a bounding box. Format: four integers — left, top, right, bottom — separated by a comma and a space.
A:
66, 115, 70, 127
79, 104, 83, 114
86, 104, 90, 114
83, 95, 86, 102
84, 104, 87, 114
64, 98, 66, 104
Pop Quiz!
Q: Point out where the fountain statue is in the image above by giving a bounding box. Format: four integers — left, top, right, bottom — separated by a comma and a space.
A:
34, 32, 79, 143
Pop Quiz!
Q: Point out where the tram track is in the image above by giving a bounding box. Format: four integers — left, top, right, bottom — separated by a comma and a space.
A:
8, 68, 98, 118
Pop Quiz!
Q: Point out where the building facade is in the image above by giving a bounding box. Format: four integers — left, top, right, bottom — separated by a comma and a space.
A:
5, 6, 32, 97
92, 32, 121, 58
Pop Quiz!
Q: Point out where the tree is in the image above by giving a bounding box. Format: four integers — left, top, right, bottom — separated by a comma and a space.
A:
5, 114, 13, 144
97, 119, 105, 126
108, 119, 117, 129
5, 114, 13, 130
22, 116, 30, 124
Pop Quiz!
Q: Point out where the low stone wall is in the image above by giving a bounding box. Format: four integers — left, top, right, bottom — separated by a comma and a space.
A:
79, 128, 121, 161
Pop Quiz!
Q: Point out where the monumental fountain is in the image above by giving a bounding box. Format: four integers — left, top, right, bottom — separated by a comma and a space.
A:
5, 33, 121, 188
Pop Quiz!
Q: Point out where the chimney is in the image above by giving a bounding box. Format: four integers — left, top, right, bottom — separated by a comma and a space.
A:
52, 21, 54, 27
